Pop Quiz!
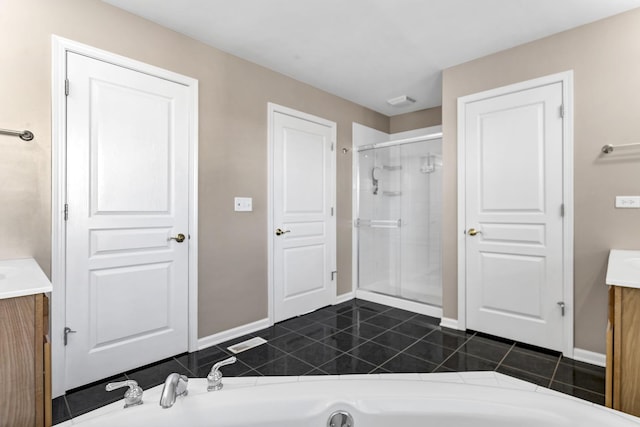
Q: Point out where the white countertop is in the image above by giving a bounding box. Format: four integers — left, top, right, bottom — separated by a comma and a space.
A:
606, 249, 640, 288
0, 257, 52, 300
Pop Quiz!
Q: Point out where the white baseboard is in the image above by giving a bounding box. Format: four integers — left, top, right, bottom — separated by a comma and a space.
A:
335, 292, 354, 305
573, 348, 606, 368
440, 317, 461, 330
197, 318, 271, 351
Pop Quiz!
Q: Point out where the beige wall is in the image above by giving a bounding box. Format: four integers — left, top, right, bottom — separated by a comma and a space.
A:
442, 8, 640, 353
389, 107, 442, 133
0, 0, 388, 338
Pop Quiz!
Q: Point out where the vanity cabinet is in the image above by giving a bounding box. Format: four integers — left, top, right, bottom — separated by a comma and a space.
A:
0, 293, 51, 427
605, 250, 640, 416
606, 285, 640, 416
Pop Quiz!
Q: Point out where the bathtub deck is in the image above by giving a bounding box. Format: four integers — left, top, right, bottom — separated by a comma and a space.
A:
52, 299, 605, 425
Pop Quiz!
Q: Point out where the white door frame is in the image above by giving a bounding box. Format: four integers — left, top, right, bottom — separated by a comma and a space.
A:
457, 71, 574, 357
51, 35, 199, 397
267, 103, 337, 324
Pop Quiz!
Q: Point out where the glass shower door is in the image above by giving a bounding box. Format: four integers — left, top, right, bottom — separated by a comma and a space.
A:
357, 144, 403, 297
356, 137, 442, 307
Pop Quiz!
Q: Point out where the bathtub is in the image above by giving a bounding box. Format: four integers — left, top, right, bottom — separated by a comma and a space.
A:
59, 372, 639, 426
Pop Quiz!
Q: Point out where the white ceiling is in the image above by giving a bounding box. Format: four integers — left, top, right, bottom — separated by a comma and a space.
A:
103, 0, 640, 116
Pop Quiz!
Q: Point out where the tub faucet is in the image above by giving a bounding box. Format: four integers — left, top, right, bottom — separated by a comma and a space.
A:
207, 356, 237, 391
159, 373, 188, 409
105, 380, 143, 408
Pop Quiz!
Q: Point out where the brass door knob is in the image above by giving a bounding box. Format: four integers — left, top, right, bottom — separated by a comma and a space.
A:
169, 233, 186, 243
467, 228, 482, 236
275, 228, 291, 236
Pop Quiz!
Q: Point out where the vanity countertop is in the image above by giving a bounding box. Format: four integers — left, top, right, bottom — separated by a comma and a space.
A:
0, 257, 52, 300
606, 249, 640, 288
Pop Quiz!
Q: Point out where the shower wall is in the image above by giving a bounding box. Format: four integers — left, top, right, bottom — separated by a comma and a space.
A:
356, 136, 442, 306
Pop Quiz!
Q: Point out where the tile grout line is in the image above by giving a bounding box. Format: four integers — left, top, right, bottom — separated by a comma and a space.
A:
547, 355, 563, 388
172, 355, 197, 377
365, 331, 437, 373
244, 344, 293, 372
550, 375, 607, 397
285, 348, 346, 374
337, 316, 440, 369
432, 331, 478, 372
63, 395, 73, 421
494, 342, 516, 370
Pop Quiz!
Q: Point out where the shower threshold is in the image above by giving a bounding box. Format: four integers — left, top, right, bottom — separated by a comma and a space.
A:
355, 289, 442, 319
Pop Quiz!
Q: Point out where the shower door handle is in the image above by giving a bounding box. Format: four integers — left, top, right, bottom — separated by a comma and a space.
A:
275, 228, 290, 236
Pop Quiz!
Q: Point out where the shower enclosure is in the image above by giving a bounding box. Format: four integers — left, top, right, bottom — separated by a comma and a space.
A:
356, 134, 442, 307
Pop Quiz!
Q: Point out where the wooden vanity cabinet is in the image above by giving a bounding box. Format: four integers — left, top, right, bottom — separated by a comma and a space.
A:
0, 293, 51, 427
606, 285, 640, 416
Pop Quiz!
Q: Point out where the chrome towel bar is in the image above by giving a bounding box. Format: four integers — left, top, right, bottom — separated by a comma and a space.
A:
602, 142, 640, 154
0, 128, 34, 141
355, 219, 402, 228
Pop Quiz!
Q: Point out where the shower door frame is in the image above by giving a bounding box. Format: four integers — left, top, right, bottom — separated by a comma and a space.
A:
352, 130, 444, 318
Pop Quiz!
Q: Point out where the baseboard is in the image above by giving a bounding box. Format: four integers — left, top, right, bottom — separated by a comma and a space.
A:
573, 348, 606, 368
335, 292, 354, 305
440, 317, 460, 330
197, 318, 271, 351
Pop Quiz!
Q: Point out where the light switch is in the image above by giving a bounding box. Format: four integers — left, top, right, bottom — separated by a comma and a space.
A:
234, 197, 253, 212
615, 196, 640, 208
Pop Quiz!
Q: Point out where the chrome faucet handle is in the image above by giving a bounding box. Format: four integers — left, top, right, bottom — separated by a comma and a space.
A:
207, 356, 237, 391
105, 380, 143, 408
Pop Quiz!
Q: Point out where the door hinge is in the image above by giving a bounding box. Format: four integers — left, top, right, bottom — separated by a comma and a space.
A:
560, 203, 565, 217
331, 143, 334, 152
557, 301, 565, 317
331, 207, 334, 216
559, 104, 564, 118
65, 78, 69, 96
64, 203, 69, 221
331, 271, 337, 281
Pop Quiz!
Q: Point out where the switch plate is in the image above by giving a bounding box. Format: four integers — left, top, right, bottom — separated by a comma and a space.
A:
615, 196, 640, 208
234, 197, 253, 212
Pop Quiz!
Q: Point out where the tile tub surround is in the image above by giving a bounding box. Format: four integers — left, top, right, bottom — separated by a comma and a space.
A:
52, 299, 606, 425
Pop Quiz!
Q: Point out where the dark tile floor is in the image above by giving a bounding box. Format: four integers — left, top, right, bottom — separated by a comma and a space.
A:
53, 299, 606, 425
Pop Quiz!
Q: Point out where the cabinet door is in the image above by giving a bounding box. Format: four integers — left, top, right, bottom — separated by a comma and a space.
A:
618, 286, 640, 416
606, 286, 614, 408
0, 295, 37, 427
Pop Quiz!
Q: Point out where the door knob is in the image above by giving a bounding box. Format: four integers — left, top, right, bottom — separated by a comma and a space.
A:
169, 233, 186, 243
467, 228, 482, 236
275, 228, 291, 236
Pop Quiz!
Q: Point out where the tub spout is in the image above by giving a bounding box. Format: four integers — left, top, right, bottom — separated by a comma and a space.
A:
159, 373, 188, 409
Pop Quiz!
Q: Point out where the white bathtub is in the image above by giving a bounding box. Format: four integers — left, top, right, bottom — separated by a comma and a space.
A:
60, 372, 640, 426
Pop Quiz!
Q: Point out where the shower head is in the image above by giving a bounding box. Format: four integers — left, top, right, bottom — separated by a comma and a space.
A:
372, 167, 381, 195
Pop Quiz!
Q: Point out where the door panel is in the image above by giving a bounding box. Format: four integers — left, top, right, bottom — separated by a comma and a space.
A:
465, 82, 564, 351
65, 52, 190, 389
479, 253, 545, 318
273, 111, 336, 322
90, 263, 171, 346
91, 81, 172, 214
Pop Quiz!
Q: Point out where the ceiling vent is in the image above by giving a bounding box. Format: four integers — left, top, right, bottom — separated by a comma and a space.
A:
387, 95, 416, 107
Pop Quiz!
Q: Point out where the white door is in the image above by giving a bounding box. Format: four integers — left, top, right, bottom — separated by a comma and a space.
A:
272, 109, 336, 322
65, 52, 190, 389
464, 81, 565, 351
